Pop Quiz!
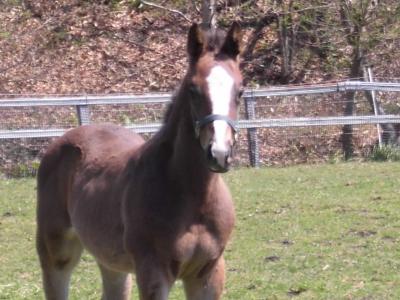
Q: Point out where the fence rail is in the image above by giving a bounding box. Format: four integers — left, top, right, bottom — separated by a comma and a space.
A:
244, 81, 400, 97
2, 115, 400, 139
1, 81, 400, 108
0, 94, 171, 107
1, 80, 400, 167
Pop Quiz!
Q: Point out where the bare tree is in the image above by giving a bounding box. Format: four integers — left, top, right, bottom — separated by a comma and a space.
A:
339, 0, 367, 159
275, 0, 297, 82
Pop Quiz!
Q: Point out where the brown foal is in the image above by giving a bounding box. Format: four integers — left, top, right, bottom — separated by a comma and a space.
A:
36, 22, 243, 300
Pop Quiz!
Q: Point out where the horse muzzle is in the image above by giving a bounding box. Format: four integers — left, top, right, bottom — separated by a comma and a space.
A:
194, 114, 237, 173
206, 142, 233, 173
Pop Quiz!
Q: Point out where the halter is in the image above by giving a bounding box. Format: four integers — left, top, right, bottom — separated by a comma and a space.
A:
194, 114, 237, 139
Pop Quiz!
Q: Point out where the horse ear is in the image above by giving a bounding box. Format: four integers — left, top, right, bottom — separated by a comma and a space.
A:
220, 22, 242, 59
187, 23, 205, 64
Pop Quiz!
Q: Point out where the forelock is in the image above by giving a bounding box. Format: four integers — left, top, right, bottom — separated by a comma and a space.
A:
200, 26, 226, 53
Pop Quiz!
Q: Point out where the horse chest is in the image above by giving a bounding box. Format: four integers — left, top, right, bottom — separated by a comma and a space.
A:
172, 194, 235, 276
174, 224, 223, 277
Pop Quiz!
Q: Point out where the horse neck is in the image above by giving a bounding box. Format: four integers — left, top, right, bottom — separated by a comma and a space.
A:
162, 82, 219, 193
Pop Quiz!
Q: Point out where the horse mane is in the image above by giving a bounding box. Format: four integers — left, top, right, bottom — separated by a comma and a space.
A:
162, 102, 174, 124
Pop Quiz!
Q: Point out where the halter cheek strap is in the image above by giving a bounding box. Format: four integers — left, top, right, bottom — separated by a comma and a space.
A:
194, 114, 237, 138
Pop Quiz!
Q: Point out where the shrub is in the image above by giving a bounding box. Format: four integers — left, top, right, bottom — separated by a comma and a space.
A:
369, 145, 400, 162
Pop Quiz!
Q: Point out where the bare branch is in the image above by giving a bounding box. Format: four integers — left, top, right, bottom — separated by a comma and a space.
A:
278, 4, 335, 16
242, 10, 278, 59
191, 0, 201, 14
140, 0, 192, 23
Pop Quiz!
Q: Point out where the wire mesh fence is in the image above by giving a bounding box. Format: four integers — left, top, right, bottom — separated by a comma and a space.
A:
1, 81, 400, 177
89, 103, 167, 125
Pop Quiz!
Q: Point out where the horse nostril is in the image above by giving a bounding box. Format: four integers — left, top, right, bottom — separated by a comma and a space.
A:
207, 144, 213, 161
226, 147, 233, 164
206, 143, 233, 172
226, 151, 232, 164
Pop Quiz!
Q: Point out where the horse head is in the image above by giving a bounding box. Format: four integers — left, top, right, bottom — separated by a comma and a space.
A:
186, 22, 243, 173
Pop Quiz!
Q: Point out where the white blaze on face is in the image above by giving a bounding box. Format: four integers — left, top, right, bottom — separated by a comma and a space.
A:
206, 65, 234, 166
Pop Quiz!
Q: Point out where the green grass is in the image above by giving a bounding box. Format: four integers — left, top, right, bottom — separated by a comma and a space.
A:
1, 162, 400, 299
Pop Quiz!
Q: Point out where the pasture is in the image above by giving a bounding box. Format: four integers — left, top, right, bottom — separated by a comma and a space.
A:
1, 162, 400, 299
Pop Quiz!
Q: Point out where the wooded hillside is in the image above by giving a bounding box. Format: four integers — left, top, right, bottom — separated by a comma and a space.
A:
1, 0, 399, 95
1, 1, 400, 175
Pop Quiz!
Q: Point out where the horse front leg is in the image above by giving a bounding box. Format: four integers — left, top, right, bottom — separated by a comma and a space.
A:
134, 256, 174, 300
98, 263, 132, 300
183, 256, 226, 300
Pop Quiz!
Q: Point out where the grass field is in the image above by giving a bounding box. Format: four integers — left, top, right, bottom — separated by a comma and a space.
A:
1, 162, 400, 299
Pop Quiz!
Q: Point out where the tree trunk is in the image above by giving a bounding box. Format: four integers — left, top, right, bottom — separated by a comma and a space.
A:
339, 0, 369, 159
278, 15, 291, 82
201, 0, 216, 28
341, 46, 363, 160
277, 0, 295, 83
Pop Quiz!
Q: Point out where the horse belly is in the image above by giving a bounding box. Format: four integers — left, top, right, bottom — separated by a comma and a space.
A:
69, 183, 135, 273
87, 244, 134, 273
73, 218, 135, 272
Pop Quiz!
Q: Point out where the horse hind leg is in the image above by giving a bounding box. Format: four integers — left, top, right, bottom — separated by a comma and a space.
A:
37, 228, 83, 300
36, 143, 83, 300
98, 263, 132, 300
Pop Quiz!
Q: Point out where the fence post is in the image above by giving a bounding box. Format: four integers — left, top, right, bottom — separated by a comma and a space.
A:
76, 105, 90, 125
364, 66, 383, 148
76, 100, 91, 126
244, 90, 259, 167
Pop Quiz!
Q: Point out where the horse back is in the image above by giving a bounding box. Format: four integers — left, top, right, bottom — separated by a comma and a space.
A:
38, 124, 144, 192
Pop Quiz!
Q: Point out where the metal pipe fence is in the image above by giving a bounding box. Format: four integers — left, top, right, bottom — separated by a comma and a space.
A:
1, 80, 400, 175
2, 81, 400, 108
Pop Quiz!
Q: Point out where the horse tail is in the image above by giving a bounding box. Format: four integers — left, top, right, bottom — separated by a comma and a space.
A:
37, 141, 81, 193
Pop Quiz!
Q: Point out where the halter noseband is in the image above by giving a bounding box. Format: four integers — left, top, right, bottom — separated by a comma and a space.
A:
194, 114, 237, 138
